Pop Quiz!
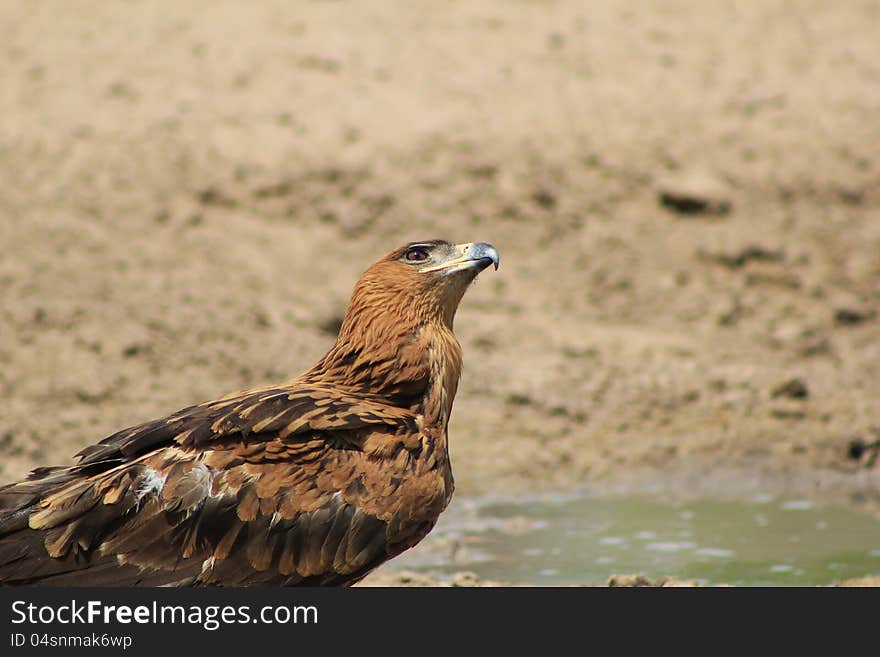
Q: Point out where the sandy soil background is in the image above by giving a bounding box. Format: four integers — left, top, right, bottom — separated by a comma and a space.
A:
1, 2, 879, 583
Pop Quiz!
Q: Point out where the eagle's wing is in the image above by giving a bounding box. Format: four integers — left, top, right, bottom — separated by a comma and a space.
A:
0, 386, 424, 586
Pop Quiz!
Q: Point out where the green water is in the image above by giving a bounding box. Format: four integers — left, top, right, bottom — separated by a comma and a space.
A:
392, 494, 880, 586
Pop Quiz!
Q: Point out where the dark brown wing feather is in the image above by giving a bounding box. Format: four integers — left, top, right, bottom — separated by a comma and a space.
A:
0, 385, 446, 586
75, 385, 420, 464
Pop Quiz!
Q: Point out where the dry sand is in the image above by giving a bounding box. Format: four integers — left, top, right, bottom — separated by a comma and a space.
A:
1, 1, 879, 584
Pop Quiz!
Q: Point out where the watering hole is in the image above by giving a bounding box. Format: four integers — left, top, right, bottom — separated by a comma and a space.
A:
388, 492, 880, 586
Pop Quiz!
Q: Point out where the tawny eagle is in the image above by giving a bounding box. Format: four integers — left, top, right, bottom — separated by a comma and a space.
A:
0, 240, 499, 586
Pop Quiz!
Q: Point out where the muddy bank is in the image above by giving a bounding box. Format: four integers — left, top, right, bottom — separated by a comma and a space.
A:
360, 571, 880, 588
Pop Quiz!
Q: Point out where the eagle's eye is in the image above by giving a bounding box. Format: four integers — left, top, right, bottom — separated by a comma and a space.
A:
405, 246, 430, 263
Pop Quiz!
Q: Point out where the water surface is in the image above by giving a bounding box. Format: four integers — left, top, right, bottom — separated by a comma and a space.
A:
390, 493, 880, 586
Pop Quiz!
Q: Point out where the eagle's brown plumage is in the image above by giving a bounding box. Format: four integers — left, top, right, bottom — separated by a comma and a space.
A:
0, 239, 499, 586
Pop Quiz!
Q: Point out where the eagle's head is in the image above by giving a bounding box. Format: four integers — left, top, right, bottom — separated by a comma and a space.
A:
344, 240, 500, 330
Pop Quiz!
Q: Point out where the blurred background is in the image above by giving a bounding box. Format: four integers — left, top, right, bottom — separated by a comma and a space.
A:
1, 1, 879, 585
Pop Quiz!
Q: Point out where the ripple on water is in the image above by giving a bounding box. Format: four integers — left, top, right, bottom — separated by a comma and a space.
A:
781, 500, 815, 511
694, 548, 735, 558
645, 542, 697, 553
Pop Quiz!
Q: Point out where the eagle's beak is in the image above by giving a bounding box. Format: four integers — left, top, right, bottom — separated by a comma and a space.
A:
420, 242, 500, 274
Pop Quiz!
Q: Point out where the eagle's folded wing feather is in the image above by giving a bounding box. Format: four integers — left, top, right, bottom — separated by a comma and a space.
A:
0, 386, 422, 586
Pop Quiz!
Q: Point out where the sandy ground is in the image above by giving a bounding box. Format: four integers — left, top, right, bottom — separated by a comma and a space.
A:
1, 2, 879, 584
